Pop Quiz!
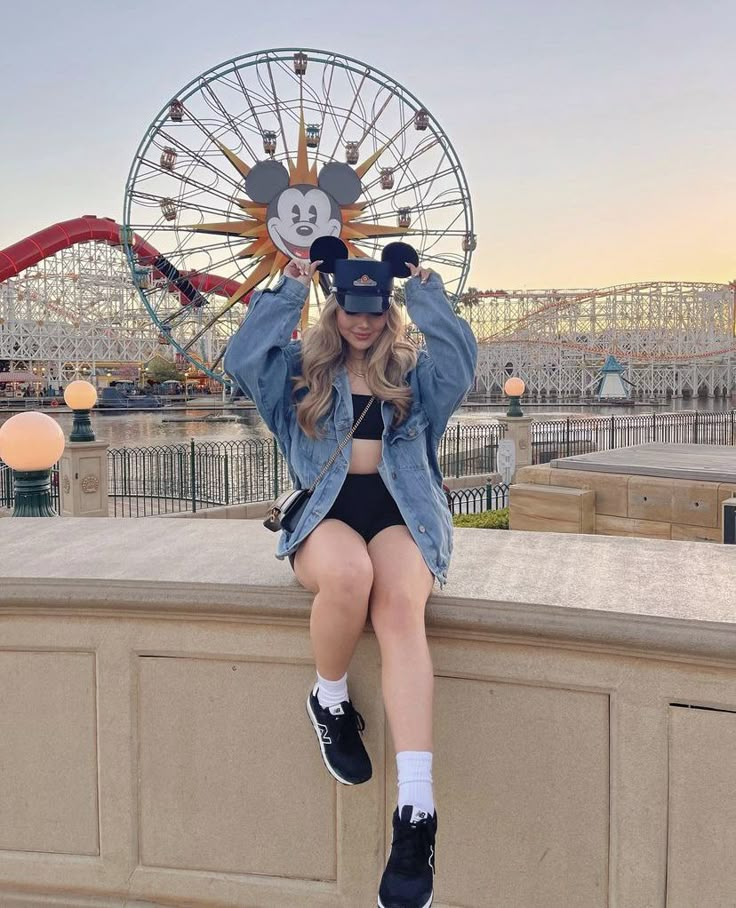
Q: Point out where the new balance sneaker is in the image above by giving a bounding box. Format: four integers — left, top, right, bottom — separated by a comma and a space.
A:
378, 805, 437, 908
306, 682, 372, 785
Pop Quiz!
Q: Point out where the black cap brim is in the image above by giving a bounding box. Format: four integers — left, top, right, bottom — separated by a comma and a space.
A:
338, 292, 389, 314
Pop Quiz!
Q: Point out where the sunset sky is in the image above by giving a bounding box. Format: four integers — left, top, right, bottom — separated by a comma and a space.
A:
0, 0, 733, 290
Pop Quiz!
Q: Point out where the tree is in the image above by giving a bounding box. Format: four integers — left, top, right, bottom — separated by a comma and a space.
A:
144, 355, 186, 384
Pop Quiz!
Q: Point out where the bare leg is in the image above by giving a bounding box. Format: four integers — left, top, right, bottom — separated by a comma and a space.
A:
293, 519, 374, 680
366, 526, 435, 751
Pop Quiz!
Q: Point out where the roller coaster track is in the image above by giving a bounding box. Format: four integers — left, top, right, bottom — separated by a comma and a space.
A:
0, 216, 243, 302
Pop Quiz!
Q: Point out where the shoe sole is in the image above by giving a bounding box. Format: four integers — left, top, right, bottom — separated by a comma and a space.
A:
305, 694, 370, 786
377, 894, 432, 908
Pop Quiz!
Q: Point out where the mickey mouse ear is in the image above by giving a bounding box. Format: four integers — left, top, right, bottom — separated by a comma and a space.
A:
318, 162, 362, 206
244, 160, 290, 204
381, 242, 419, 278
310, 236, 348, 273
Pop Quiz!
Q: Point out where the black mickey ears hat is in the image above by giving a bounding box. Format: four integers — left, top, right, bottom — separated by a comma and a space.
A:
308, 238, 419, 314
310, 236, 348, 274
308, 238, 419, 278
381, 241, 419, 278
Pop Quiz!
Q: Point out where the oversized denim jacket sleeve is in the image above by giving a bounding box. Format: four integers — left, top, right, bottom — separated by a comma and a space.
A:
404, 272, 478, 438
222, 275, 307, 459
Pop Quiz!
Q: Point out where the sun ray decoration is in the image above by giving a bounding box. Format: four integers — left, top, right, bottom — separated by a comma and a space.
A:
122, 48, 475, 381
189, 115, 407, 337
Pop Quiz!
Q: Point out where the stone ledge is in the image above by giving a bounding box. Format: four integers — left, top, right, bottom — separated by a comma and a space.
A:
0, 518, 735, 660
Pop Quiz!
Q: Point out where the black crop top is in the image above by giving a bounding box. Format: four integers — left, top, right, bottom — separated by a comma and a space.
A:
351, 394, 383, 440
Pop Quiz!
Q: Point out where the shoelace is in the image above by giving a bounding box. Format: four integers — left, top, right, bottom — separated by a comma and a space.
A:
326, 702, 366, 750
388, 818, 434, 876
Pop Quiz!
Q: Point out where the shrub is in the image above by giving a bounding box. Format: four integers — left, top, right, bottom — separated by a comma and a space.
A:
452, 508, 509, 529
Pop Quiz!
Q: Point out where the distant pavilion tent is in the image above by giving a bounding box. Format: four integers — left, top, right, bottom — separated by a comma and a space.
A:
593, 355, 635, 399
0, 371, 42, 383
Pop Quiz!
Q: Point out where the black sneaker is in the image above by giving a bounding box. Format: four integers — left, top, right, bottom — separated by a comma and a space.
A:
378, 805, 437, 908
305, 682, 372, 785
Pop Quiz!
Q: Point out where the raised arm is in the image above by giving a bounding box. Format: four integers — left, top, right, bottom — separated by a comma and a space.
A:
223, 260, 319, 436
404, 266, 478, 438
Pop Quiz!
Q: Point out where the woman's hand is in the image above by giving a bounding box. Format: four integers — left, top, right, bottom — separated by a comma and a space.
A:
284, 258, 322, 286
405, 262, 436, 285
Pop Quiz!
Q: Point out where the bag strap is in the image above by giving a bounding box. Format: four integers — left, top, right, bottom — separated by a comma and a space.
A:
306, 396, 376, 493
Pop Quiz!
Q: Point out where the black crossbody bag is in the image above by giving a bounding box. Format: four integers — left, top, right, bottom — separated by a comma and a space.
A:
263, 396, 376, 534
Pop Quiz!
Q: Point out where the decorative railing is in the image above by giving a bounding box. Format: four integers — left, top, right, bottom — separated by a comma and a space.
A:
2, 411, 734, 516
532, 410, 736, 464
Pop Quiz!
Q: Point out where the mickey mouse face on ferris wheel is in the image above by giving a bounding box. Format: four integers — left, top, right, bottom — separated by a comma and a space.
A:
244, 159, 362, 261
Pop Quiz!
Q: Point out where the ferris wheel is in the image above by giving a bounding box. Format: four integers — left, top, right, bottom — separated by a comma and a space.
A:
122, 47, 475, 381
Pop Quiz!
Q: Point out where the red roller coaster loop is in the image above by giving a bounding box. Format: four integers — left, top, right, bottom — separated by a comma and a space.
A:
0, 216, 246, 303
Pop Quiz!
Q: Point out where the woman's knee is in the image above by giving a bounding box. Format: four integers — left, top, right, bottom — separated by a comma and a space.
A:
320, 552, 374, 599
369, 588, 428, 641
295, 522, 373, 595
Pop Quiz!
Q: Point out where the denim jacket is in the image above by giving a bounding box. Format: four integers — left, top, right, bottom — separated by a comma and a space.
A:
223, 273, 478, 588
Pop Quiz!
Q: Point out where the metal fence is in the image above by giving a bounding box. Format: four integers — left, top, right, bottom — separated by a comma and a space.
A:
2, 410, 734, 516
447, 482, 509, 515
107, 439, 291, 517
532, 410, 736, 465
105, 424, 504, 517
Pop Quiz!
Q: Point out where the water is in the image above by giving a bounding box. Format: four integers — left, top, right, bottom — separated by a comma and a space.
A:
0, 396, 733, 447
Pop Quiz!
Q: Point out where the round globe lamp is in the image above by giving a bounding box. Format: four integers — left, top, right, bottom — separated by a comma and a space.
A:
0, 412, 65, 516
64, 380, 98, 442
504, 376, 526, 417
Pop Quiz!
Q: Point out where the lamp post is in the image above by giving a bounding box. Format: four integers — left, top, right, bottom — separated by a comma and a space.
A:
504, 376, 526, 417
498, 376, 532, 484
0, 412, 65, 516
59, 380, 109, 517
64, 380, 98, 441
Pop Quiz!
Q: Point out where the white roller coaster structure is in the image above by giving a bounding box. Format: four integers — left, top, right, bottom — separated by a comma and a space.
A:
1, 218, 733, 402
462, 280, 736, 400
0, 240, 159, 386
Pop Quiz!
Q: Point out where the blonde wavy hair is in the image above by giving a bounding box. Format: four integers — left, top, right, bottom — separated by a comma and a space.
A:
292, 295, 417, 438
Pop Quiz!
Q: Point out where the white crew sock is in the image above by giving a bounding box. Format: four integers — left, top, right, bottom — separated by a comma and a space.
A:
396, 750, 434, 817
316, 671, 349, 709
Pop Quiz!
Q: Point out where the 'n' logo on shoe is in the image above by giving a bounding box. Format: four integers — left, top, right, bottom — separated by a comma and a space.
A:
317, 722, 332, 745
428, 844, 435, 873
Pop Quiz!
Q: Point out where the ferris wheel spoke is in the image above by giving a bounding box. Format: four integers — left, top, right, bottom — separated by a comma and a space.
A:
233, 67, 267, 140
129, 192, 233, 223
132, 156, 239, 208
363, 165, 458, 204
155, 128, 245, 193
419, 252, 465, 269
358, 89, 394, 150
177, 101, 254, 183
351, 195, 465, 225
199, 79, 261, 164
136, 156, 239, 204
317, 57, 338, 138
171, 238, 241, 262
210, 344, 227, 370
263, 58, 291, 162
328, 68, 369, 159
348, 68, 370, 131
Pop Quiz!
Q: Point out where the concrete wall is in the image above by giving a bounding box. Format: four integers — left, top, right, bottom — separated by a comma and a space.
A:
512, 463, 736, 542
0, 519, 735, 906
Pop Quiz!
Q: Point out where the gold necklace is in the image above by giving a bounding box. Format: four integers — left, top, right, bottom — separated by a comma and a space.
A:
347, 364, 367, 378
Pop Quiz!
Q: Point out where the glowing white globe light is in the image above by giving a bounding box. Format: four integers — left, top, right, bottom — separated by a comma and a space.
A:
0, 412, 66, 471
504, 377, 526, 397
64, 380, 98, 410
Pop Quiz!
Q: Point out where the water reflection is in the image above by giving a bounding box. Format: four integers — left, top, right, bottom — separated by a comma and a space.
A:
0, 397, 732, 446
